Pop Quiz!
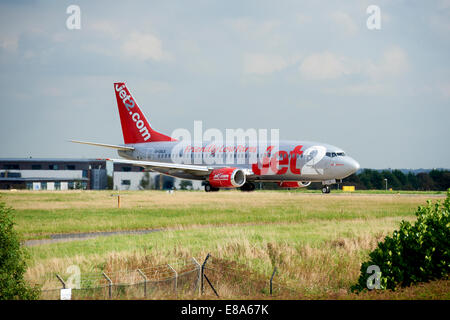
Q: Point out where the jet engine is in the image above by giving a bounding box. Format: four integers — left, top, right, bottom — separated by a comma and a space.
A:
278, 181, 311, 188
208, 168, 246, 188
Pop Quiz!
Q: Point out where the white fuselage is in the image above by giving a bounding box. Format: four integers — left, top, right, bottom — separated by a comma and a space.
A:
118, 140, 360, 183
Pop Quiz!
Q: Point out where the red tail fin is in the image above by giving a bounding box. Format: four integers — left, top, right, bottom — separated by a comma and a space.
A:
114, 82, 175, 144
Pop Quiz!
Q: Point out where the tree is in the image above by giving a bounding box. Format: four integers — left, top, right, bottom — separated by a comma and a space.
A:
380, 170, 401, 190
358, 169, 375, 189
429, 170, 450, 191
139, 172, 152, 190
352, 190, 450, 292
417, 173, 435, 191
179, 180, 193, 190
406, 172, 419, 190
392, 170, 407, 188
0, 200, 40, 299
153, 174, 175, 190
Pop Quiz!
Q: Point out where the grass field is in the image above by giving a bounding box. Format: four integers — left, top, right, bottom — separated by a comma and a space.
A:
1, 190, 448, 299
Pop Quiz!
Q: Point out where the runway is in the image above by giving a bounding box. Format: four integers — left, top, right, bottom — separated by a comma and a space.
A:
24, 228, 162, 246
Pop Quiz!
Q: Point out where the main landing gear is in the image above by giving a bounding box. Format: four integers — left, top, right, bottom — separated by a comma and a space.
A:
204, 183, 219, 192
240, 182, 256, 192
322, 185, 331, 194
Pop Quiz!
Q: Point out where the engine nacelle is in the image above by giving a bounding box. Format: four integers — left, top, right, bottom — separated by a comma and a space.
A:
278, 181, 311, 188
209, 168, 246, 188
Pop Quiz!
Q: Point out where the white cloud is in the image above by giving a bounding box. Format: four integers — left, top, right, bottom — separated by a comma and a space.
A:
121, 32, 166, 62
51, 32, 69, 43
90, 20, 121, 39
324, 83, 390, 96
367, 46, 409, 79
299, 47, 408, 81
243, 53, 288, 75
439, 83, 450, 99
429, 13, 450, 34
88, 21, 169, 62
0, 35, 18, 52
299, 52, 356, 80
82, 43, 115, 57
226, 18, 284, 49
330, 11, 358, 36
43, 87, 63, 97
437, 0, 450, 9
295, 13, 312, 25
228, 18, 280, 35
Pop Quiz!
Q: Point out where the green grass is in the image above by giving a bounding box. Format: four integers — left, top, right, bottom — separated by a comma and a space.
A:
15, 205, 415, 239
27, 216, 410, 265
291, 189, 446, 194
1, 191, 432, 239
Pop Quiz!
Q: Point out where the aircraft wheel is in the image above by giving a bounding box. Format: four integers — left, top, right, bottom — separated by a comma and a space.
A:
322, 185, 330, 194
240, 182, 256, 192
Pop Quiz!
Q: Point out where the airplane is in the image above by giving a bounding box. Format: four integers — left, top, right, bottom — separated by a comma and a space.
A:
71, 82, 360, 193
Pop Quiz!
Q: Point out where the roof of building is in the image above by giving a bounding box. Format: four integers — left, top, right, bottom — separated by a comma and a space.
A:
0, 177, 89, 182
0, 158, 108, 163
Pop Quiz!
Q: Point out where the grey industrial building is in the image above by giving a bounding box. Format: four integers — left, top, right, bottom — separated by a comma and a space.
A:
0, 158, 145, 190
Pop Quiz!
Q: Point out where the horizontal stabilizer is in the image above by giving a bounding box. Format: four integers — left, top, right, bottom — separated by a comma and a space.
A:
69, 140, 135, 151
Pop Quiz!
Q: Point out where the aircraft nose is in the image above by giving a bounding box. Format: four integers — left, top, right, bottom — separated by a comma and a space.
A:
348, 157, 360, 174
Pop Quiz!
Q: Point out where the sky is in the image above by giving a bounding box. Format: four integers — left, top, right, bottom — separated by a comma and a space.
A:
0, 0, 449, 169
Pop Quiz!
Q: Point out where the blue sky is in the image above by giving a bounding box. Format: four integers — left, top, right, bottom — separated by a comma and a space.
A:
0, 0, 449, 168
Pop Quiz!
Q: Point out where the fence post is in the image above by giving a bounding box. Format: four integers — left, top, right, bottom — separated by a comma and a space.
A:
137, 269, 148, 297
191, 257, 201, 296
102, 272, 112, 299
270, 267, 277, 296
56, 274, 66, 289
201, 253, 211, 295
167, 264, 177, 293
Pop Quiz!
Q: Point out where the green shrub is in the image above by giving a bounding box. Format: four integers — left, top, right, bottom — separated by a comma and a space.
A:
0, 200, 40, 299
352, 189, 450, 292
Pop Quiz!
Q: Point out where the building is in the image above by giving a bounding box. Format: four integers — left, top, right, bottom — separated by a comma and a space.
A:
0, 158, 205, 191
0, 158, 140, 190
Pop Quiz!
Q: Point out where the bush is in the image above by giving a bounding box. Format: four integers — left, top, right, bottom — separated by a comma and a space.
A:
0, 200, 40, 299
352, 189, 450, 292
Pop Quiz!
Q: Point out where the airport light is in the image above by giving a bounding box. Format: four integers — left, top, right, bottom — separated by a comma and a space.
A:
384, 178, 388, 192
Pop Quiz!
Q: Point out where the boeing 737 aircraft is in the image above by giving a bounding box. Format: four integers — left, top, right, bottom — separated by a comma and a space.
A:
71, 83, 360, 193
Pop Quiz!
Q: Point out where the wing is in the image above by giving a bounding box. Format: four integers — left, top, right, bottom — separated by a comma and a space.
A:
69, 140, 211, 177
106, 158, 212, 177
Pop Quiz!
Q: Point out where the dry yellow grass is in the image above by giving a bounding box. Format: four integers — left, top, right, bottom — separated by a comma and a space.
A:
1, 189, 443, 210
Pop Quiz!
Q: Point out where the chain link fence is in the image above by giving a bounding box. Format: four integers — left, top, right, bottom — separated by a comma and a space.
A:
201, 255, 301, 299
39, 254, 301, 299
40, 258, 202, 300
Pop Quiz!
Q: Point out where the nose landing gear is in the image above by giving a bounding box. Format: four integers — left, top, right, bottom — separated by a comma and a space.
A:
322, 185, 331, 194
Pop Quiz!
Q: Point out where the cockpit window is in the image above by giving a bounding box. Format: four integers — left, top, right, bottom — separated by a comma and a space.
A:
326, 152, 345, 157
326, 152, 336, 157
